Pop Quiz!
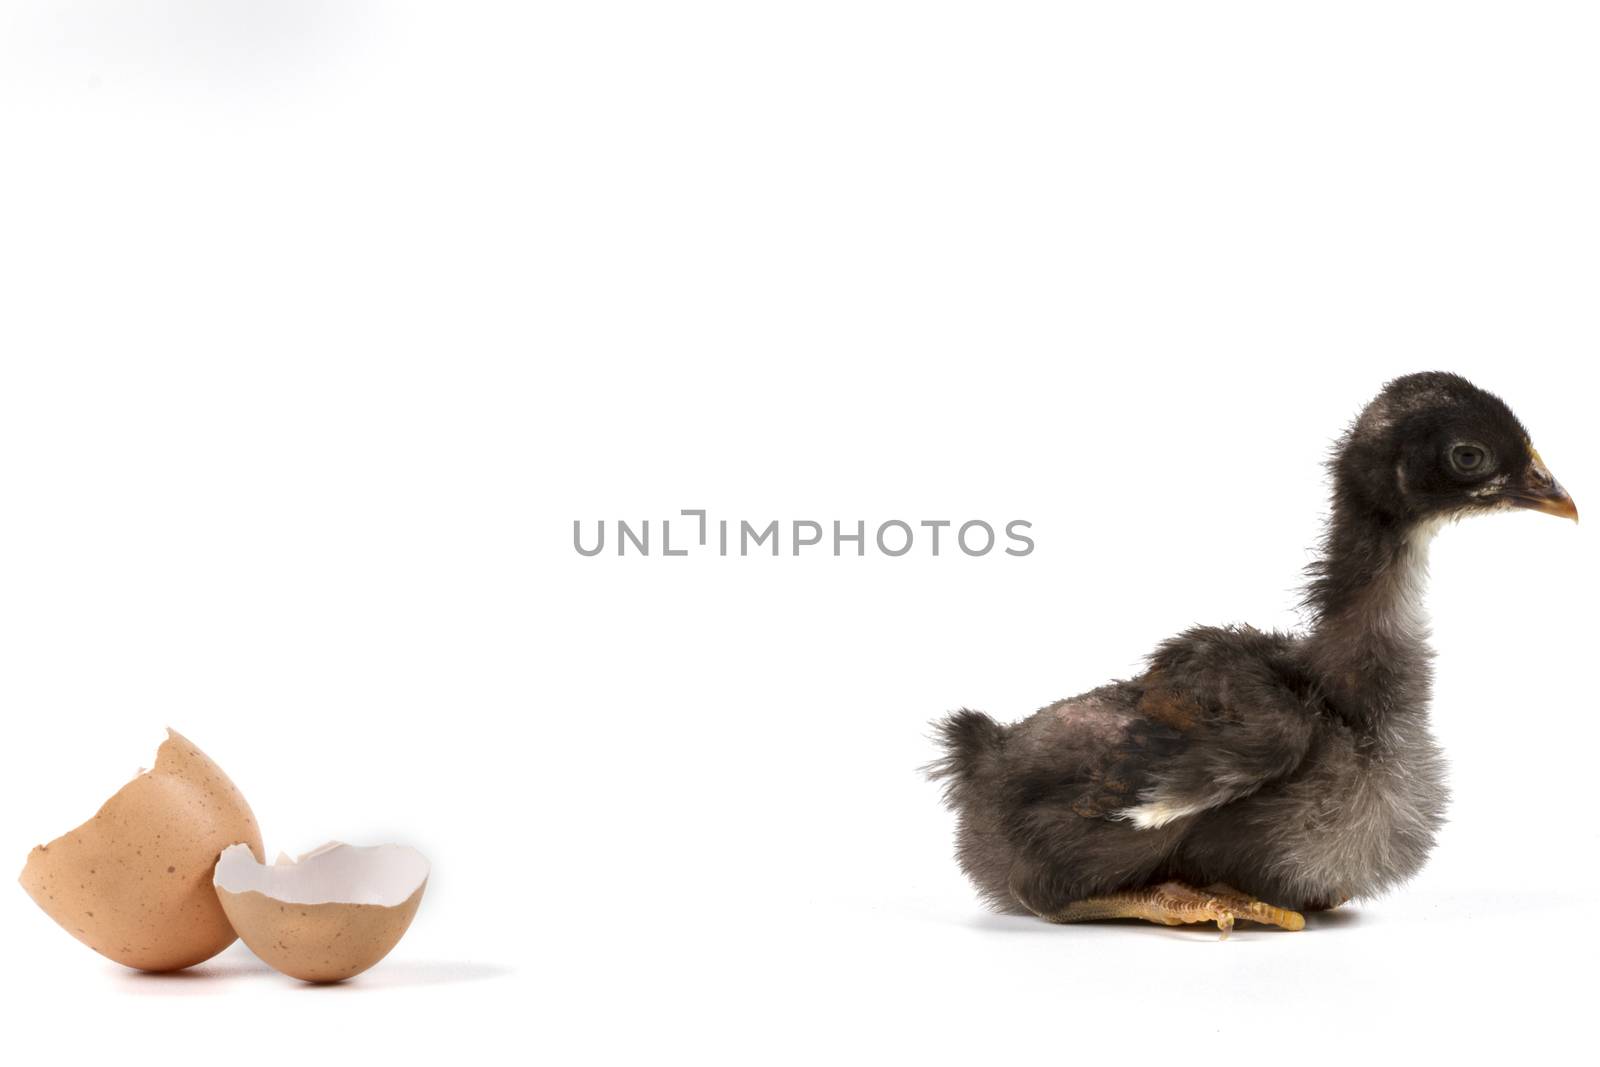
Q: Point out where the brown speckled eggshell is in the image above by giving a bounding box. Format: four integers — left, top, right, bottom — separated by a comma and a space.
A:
216, 881, 427, 983
18, 729, 265, 972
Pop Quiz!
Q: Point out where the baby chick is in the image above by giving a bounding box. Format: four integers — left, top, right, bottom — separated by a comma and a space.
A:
929, 372, 1576, 934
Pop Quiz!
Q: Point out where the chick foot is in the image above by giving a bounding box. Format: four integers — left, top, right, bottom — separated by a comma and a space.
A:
1033, 880, 1305, 938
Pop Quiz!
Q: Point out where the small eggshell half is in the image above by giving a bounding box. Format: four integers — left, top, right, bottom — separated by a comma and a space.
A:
19, 729, 265, 972
214, 841, 429, 983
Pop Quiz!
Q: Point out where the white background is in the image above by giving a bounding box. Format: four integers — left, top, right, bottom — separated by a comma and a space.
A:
2, 2, 1596, 1063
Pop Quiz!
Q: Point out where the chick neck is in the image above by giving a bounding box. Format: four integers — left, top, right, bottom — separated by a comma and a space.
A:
1302, 501, 1441, 734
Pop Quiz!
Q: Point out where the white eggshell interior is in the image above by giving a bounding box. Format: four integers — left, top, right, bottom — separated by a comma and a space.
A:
215, 842, 429, 906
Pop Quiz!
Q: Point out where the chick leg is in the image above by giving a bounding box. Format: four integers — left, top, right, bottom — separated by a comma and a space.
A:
1019, 879, 1306, 938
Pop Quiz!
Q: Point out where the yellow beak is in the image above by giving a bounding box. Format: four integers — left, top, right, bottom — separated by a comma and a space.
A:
1510, 448, 1578, 522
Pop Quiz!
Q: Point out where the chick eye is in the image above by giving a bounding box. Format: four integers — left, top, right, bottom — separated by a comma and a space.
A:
1449, 443, 1490, 475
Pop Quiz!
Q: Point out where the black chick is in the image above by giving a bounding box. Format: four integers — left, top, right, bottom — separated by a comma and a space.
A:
929, 372, 1577, 934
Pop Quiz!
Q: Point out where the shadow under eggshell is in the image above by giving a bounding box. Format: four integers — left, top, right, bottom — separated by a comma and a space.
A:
18, 729, 265, 972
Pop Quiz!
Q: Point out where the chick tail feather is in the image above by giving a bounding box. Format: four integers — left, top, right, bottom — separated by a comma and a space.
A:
924, 709, 1005, 803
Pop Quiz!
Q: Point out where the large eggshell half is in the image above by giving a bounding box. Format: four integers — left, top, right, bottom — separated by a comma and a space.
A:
214, 841, 428, 983
19, 729, 265, 972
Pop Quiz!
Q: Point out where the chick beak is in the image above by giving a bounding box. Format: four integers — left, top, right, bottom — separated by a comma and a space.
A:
1506, 448, 1578, 522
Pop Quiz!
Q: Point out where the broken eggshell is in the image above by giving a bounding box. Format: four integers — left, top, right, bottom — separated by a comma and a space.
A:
214, 841, 429, 983
18, 729, 265, 972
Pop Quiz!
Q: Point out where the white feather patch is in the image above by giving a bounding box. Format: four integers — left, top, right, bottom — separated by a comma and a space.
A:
1116, 798, 1208, 830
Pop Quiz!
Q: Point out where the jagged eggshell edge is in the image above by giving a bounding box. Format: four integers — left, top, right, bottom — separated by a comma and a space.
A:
214, 842, 428, 983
